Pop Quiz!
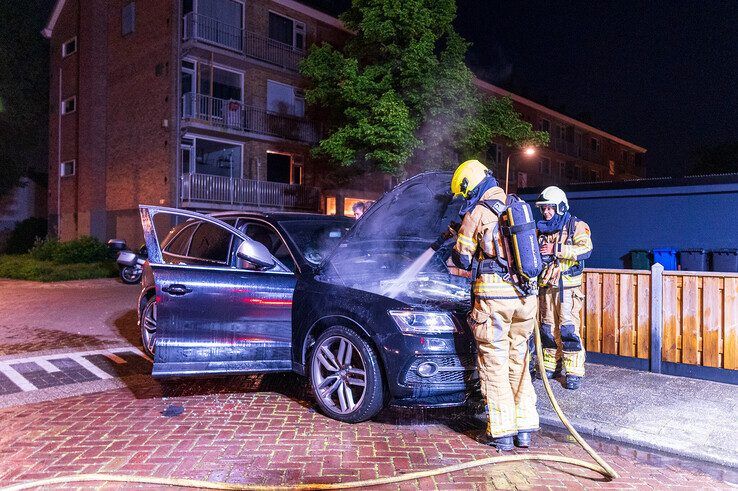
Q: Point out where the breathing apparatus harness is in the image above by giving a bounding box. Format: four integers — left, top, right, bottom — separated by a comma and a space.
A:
538, 213, 585, 300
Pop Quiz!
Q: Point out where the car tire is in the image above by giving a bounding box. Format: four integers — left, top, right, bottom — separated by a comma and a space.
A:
139, 296, 157, 357
120, 265, 142, 284
309, 326, 384, 423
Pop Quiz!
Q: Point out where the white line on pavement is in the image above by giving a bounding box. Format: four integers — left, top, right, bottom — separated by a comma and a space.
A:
0, 363, 36, 391
35, 359, 61, 373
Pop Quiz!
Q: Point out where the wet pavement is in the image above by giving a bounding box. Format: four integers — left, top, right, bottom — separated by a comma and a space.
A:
0, 278, 736, 489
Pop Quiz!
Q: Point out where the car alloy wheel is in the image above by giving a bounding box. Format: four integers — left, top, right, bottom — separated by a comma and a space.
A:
120, 265, 142, 284
309, 326, 384, 423
140, 297, 157, 357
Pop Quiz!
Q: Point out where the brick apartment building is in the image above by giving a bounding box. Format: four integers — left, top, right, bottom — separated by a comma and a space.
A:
43, 0, 646, 245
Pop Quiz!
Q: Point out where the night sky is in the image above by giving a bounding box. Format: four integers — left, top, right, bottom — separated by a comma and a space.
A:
309, 1, 738, 177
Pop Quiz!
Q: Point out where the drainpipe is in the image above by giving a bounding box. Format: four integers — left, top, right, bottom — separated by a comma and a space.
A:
174, 0, 182, 210
56, 67, 62, 237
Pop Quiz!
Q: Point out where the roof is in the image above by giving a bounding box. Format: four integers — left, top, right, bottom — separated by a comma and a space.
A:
210, 210, 350, 222
474, 79, 647, 153
42, 1, 645, 154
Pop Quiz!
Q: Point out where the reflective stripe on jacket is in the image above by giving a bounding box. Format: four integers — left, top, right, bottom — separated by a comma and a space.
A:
452, 187, 523, 299
540, 218, 593, 288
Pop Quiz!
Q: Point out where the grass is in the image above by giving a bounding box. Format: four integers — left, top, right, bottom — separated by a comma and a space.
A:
0, 254, 118, 282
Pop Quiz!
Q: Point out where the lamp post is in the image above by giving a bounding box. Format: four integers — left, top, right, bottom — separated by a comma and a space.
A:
504, 146, 537, 194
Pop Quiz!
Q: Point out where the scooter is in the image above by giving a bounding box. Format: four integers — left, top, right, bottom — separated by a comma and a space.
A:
107, 239, 147, 284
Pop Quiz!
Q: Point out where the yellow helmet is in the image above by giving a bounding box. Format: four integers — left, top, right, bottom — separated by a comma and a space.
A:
451, 159, 490, 198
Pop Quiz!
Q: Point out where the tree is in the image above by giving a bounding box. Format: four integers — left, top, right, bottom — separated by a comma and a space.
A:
300, 0, 547, 179
0, 1, 53, 197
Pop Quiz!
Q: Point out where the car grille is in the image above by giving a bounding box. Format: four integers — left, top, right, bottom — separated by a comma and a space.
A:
402, 355, 478, 386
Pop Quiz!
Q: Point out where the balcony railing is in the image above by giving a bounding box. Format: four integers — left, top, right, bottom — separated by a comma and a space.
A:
183, 12, 244, 53
181, 173, 320, 211
182, 93, 319, 144
182, 12, 306, 71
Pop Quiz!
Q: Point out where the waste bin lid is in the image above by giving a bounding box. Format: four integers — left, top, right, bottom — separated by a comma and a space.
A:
713, 248, 738, 254
652, 248, 677, 253
681, 248, 706, 253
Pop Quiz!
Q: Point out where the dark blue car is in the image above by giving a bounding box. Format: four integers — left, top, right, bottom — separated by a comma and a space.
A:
138, 172, 478, 423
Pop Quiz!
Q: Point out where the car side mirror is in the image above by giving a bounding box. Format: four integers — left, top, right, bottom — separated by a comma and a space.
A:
236, 240, 275, 269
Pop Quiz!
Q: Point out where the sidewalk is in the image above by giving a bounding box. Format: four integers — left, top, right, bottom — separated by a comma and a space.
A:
533, 362, 738, 468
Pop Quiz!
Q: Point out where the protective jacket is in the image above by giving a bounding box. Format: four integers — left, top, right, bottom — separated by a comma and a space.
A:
452, 186, 529, 299
538, 216, 592, 288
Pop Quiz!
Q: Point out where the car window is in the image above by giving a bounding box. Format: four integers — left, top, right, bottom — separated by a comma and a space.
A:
163, 223, 197, 257
237, 221, 296, 272
278, 218, 352, 265
188, 222, 232, 264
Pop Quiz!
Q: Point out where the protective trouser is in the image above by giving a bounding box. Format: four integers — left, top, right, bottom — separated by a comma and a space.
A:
468, 295, 539, 437
539, 286, 586, 377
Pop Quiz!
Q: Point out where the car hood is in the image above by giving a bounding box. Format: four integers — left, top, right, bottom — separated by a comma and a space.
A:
319, 172, 470, 309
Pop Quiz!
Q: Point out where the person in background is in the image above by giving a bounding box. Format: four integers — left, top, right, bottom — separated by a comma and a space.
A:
352, 201, 365, 219
448, 159, 539, 451
535, 186, 593, 390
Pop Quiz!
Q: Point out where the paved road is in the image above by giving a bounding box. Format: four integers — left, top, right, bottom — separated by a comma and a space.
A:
0, 278, 735, 489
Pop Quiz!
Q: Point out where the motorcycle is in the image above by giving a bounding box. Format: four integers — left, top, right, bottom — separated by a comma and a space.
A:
107, 239, 147, 284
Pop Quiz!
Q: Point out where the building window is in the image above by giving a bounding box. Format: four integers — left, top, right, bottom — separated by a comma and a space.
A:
267, 80, 305, 117
326, 196, 337, 215
344, 198, 371, 218
268, 12, 305, 50
589, 169, 600, 181
486, 143, 503, 173
558, 161, 566, 179
590, 137, 600, 153
61, 96, 76, 114
193, 137, 243, 178
292, 155, 304, 185
60, 160, 76, 177
122, 2, 135, 36
539, 119, 550, 133
557, 125, 566, 141
609, 160, 616, 176
573, 164, 582, 181
539, 157, 551, 175
62, 37, 77, 57
198, 64, 243, 101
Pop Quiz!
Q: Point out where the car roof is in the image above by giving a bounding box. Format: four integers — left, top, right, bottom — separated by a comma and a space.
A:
209, 211, 350, 223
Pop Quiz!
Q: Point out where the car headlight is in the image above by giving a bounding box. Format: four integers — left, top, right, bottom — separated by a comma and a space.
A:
389, 310, 458, 334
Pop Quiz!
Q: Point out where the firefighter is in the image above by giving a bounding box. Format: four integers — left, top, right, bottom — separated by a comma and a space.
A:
449, 159, 539, 451
535, 186, 592, 390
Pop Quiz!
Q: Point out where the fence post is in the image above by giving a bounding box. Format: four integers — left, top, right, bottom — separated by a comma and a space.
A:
650, 263, 664, 373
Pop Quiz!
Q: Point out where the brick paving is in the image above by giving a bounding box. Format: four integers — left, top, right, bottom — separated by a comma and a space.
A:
0, 373, 734, 490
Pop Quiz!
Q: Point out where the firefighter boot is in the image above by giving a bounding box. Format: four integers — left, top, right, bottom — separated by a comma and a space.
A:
514, 431, 532, 448
565, 375, 582, 390
481, 435, 514, 451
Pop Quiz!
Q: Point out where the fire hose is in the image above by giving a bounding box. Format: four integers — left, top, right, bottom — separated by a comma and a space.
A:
2, 324, 618, 490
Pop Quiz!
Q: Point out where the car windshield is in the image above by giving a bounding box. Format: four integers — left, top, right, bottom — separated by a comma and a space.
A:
279, 218, 353, 265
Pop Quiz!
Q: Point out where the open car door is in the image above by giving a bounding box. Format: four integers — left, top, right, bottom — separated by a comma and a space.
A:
140, 206, 295, 377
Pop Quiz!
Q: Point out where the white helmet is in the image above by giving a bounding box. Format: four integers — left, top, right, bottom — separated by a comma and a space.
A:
536, 186, 569, 215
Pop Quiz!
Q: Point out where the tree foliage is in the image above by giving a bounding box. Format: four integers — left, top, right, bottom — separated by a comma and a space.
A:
0, 1, 53, 197
301, 0, 548, 177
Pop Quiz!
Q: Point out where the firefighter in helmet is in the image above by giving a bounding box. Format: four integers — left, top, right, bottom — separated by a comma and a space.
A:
535, 186, 592, 389
449, 159, 539, 451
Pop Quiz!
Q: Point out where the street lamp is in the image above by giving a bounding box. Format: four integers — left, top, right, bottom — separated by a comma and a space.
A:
504, 146, 537, 194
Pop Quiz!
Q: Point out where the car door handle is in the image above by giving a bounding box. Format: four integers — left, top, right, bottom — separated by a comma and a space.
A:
162, 284, 192, 296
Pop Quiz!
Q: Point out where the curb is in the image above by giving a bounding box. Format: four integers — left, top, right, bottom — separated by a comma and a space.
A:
538, 409, 738, 469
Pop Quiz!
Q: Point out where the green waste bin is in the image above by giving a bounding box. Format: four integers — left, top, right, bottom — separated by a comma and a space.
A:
628, 250, 651, 270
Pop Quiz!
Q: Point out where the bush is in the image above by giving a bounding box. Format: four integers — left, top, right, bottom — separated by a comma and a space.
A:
53, 236, 109, 264
4, 217, 47, 254
30, 235, 108, 264
0, 255, 117, 282
30, 237, 60, 261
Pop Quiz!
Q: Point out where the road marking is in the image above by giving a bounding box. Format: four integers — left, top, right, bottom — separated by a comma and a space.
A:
0, 346, 152, 394
69, 354, 112, 380
0, 363, 36, 392
104, 352, 127, 364
35, 359, 61, 373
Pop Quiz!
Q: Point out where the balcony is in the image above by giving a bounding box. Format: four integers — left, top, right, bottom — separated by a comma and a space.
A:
182, 93, 319, 144
182, 12, 306, 71
181, 173, 320, 211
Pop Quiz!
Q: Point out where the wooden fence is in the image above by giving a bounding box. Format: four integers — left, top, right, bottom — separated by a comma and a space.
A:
581, 267, 738, 372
